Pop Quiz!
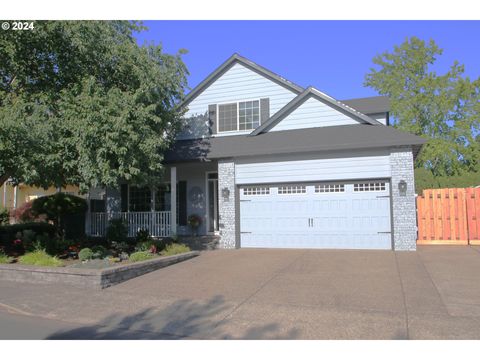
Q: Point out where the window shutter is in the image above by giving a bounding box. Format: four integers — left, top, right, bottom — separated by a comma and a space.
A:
177, 181, 187, 226
260, 98, 270, 125
120, 184, 128, 212
208, 104, 217, 135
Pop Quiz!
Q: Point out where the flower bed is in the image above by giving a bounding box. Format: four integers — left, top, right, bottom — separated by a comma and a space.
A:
0, 251, 199, 289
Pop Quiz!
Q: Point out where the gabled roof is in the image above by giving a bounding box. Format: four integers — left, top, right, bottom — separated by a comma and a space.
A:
181, 53, 304, 107
164, 125, 426, 163
342, 96, 390, 115
250, 87, 382, 136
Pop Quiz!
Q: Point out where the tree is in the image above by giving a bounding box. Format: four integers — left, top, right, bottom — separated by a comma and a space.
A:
0, 21, 188, 192
364, 37, 480, 177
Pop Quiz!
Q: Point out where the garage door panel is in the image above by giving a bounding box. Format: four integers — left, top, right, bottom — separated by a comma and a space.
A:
275, 200, 308, 213
275, 217, 308, 230
313, 216, 348, 229
312, 199, 348, 212
241, 233, 274, 248
240, 181, 391, 250
241, 217, 272, 232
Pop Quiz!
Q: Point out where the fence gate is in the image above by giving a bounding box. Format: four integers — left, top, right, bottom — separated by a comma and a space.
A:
417, 188, 480, 245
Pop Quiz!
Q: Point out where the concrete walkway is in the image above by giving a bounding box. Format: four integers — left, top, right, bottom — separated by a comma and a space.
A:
1, 246, 480, 339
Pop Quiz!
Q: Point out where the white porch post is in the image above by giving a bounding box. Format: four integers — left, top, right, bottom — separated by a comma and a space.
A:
13, 185, 18, 210
170, 166, 177, 236
85, 190, 91, 236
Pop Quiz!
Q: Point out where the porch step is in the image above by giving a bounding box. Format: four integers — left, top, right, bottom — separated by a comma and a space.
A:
177, 235, 220, 251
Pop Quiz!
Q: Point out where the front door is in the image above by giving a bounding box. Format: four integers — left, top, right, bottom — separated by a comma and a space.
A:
207, 172, 219, 233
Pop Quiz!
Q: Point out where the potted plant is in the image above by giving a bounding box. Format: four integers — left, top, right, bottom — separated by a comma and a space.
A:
187, 214, 202, 236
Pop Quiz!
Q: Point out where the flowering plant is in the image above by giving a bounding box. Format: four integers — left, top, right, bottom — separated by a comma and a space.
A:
187, 214, 202, 229
187, 214, 202, 237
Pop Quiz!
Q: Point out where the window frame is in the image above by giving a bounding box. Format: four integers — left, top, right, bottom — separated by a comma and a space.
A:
353, 182, 387, 192
128, 185, 152, 212
315, 183, 345, 194
243, 186, 270, 196
277, 185, 307, 195
216, 98, 261, 134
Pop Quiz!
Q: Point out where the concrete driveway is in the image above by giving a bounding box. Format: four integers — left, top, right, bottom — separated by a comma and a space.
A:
1, 246, 480, 339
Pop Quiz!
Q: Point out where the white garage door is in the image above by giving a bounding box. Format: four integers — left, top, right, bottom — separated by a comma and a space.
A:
240, 181, 392, 250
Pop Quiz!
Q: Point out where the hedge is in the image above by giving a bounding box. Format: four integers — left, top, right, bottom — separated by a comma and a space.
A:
0, 222, 57, 254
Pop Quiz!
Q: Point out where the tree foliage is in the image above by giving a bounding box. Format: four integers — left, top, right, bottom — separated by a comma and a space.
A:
0, 21, 188, 191
414, 167, 480, 194
365, 37, 480, 178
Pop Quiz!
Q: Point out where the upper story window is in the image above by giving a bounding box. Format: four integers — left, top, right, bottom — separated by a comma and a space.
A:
218, 100, 260, 133
218, 103, 238, 132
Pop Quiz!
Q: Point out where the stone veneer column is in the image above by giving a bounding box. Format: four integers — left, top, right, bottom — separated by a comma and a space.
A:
390, 147, 417, 251
218, 159, 236, 249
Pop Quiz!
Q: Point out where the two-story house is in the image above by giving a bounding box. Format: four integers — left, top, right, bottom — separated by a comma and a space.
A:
86, 54, 425, 251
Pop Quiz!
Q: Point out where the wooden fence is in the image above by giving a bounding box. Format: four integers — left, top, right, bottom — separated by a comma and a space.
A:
417, 188, 480, 245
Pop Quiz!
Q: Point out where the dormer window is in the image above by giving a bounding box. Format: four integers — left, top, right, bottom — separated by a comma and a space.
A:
218, 99, 260, 133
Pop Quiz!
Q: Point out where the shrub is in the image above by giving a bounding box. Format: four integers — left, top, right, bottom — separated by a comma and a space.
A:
106, 218, 128, 245
0, 222, 57, 255
11, 202, 37, 223
0, 250, 13, 264
135, 228, 151, 243
135, 238, 167, 254
19, 250, 63, 267
78, 248, 94, 261
414, 168, 480, 194
111, 241, 130, 255
0, 208, 9, 225
161, 243, 190, 257
31, 193, 87, 238
31, 193, 87, 220
134, 241, 150, 252
129, 251, 154, 263
91, 245, 107, 259
170, 234, 179, 244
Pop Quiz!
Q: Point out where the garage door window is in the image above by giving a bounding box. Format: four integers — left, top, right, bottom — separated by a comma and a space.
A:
354, 182, 386, 192
278, 185, 306, 194
315, 184, 345, 193
243, 187, 270, 196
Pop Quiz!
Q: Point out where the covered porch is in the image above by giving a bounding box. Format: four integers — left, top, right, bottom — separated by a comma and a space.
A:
85, 161, 219, 238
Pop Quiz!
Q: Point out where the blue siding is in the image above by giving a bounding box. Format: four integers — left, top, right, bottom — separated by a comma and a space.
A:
270, 97, 359, 132
178, 63, 297, 140
235, 150, 391, 185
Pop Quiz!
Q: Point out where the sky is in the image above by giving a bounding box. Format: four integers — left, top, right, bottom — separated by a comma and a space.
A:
134, 21, 480, 100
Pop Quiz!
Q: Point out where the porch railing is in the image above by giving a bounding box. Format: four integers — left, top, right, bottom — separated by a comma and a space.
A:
89, 211, 171, 238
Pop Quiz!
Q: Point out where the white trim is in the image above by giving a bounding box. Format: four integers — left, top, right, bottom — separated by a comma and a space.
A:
13, 185, 18, 209
170, 166, 177, 235
216, 98, 261, 134
151, 185, 156, 212
205, 171, 219, 235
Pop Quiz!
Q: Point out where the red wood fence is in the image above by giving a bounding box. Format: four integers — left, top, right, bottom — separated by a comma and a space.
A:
417, 188, 480, 245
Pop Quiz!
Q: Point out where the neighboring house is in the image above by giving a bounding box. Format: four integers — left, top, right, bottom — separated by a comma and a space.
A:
1, 182, 83, 213
86, 53, 425, 251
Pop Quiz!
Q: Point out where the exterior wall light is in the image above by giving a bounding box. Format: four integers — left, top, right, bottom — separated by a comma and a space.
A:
398, 180, 407, 196
222, 187, 230, 200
